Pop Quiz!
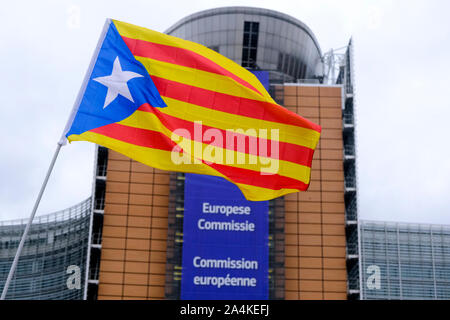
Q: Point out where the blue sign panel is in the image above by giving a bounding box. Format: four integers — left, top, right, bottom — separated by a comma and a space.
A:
250, 71, 270, 91
181, 174, 269, 300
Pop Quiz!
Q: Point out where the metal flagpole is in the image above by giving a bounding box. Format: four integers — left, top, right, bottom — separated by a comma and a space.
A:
0, 142, 63, 300
0, 19, 111, 300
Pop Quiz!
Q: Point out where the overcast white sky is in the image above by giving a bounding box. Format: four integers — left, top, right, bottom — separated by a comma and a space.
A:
0, 0, 449, 224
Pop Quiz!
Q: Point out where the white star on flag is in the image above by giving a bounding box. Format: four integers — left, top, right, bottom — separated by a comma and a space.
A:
93, 56, 143, 109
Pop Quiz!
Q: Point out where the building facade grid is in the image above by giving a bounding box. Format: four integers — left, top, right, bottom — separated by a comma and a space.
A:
0, 199, 91, 300
360, 220, 450, 300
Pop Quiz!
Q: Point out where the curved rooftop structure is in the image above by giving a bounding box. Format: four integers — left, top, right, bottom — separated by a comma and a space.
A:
165, 6, 323, 83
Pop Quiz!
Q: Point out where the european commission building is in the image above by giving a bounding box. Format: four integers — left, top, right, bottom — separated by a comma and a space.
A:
0, 6, 449, 300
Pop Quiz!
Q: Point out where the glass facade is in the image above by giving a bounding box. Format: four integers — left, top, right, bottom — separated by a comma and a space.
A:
0, 198, 91, 300
360, 220, 450, 300
165, 6, 323, 84
242, 21, 259, 68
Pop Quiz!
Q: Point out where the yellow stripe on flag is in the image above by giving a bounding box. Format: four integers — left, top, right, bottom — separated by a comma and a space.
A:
115, 111, 312, 183
113, 19, 274, 103
125, 103, 320, 150
136, 56, 265, 102
68, 131, 302, 201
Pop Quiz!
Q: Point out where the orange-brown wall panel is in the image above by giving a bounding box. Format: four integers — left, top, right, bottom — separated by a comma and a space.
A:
283, 84, 347, 300
299, 292, 323, 300
322, 213, 345, 225
323, 258, 347, 269
97, 151, 169, 300
98, 284, 122, 296
283, 86, 297, 96
126, 239, 151, 251
103, 215, 127, 227
102, 238, 126, 250
320, 108, 342, 118
123, 285, 147, 297
298, 86, 319, 96
106, 182, 129, 193
124, 261, 148, 273
299, 213, 321, 224
127, 205, 151, 216
127, 227, 151, 239
298, 107, 319, 118
298, 224, 322, 235
100, 260, 124, 273
319, 97, 342, 107
126, 250, 150, 262
99, 272, 123, 284
129, 183, 153, 195
298, 96, 319, 107
324, 292, 348, 300
299, 257, 322, 269
299, 269, 322, 280
124, 273, 148, 285
320, 129, 342, 139
319, 87, 341, 97
285, 291, 299, 300
107, 160, 131, 171
284, 95, 297, 106
107, 171, 130, 182
101, 249, 125, 261
320, 139, 343, 150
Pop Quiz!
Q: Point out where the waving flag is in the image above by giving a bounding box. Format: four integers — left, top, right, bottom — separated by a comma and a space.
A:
64, 19, 321, 201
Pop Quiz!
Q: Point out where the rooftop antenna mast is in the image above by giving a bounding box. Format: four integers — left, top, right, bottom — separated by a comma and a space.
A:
322, 46, 347, 85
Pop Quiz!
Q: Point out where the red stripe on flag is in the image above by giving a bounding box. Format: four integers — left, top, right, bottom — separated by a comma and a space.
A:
90, 123, 176, 151
89, 122, 309, 191
209, 162, 309, 192
138, 103, 315, 168
151, 76, 322, 133
122, 36, 263, 97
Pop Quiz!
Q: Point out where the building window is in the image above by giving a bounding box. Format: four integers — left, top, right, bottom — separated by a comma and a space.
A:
208, 45, 219, 53
242, 21, 259, 68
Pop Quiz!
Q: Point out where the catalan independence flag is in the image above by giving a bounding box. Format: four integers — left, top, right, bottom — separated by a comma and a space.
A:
64, 19, 321, 201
